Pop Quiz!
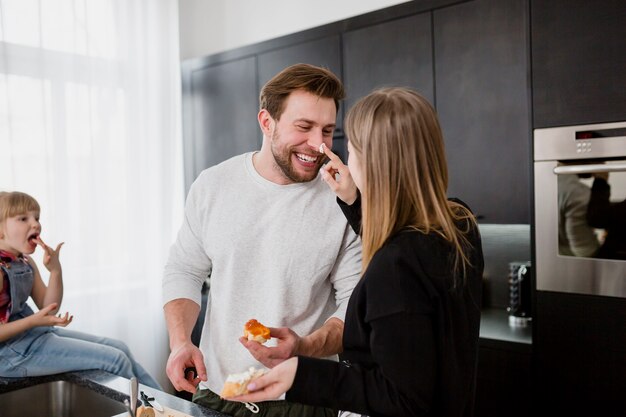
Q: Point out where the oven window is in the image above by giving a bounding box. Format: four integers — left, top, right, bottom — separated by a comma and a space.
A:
557, 162, 626, 260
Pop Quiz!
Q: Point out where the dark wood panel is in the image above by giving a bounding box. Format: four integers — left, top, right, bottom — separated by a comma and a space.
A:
475, 343, 532, 417
531, 0, 626, 127
342, 13, 434, 110
186, 57, 259, 189
434, 0, 531, 224
534, 291, 626, 416
257, 35, 342, 90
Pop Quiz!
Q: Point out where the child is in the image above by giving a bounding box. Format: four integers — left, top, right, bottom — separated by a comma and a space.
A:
0, 191, 161, 389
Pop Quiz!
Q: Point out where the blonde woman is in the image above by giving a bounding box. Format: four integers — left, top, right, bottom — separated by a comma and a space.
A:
229, 87, 484, 417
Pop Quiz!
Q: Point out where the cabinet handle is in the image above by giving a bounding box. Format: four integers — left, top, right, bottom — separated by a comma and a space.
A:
553, 162, 626, 175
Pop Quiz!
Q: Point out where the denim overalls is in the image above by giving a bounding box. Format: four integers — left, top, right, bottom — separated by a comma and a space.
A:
0, 257, 161, 389
1, 256, 36, 323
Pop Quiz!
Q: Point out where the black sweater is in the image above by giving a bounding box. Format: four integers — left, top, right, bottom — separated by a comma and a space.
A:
287, 197, 484, 417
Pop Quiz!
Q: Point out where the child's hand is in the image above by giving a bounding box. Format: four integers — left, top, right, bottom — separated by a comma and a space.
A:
30, 303, 73, 328
35, 237, 64, 273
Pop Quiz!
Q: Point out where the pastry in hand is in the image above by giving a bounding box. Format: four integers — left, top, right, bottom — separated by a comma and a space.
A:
220, 367, 267, 398
243, 319, 270, 344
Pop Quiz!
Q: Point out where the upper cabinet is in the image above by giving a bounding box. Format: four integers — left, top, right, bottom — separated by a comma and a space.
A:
531, 0, 626, 128
434, 0, 531, 223
340, 13, 433, 162
180, 0, 532, 224
342, 13, 434, 110
257, 36, 342, 93
181, 57, 259, 191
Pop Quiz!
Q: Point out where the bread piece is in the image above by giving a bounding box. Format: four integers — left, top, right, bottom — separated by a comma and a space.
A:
136, 406, 155, 417
220, 367, 266, 398
243, 319, 270, 344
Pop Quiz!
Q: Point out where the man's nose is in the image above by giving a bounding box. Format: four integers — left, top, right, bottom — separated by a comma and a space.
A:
306, 129, 325, 150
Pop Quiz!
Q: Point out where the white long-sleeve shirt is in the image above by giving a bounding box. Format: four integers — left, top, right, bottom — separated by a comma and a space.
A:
163, 152, 362, 392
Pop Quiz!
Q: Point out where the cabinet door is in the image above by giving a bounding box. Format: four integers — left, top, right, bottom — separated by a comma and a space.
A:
257, 36, 345, 159
475, 342, 532, 417
257, 35, 342, 92
342, 13, 434, 111
535, 291, 626, 415
182, 57, 259, 191
434, 0, 531, 224
532, 0, 626, 128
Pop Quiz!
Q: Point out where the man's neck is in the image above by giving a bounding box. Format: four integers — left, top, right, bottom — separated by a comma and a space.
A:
252, 147, 293, 186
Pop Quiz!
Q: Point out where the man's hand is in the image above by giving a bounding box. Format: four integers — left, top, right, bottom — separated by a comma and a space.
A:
239, 327, 301, 368
166, 341, 208, 394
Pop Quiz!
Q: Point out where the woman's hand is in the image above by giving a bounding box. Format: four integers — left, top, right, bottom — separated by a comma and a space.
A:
227, 357, 298, 403
320, 144, 358, 205
35, 237, 64, 273
29, 303, 73, 328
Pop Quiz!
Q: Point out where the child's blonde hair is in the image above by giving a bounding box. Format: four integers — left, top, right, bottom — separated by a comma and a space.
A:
0, 192, 40, 223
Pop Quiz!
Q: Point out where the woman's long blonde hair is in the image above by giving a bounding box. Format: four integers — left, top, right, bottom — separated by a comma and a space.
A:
345, 87, 476, 282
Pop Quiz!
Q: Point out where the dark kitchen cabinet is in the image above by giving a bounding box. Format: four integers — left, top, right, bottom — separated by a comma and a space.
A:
531, 0, 626, 128
475, 340, 532, 417
342, 12, 434, 111
181, 56, 259, 191
534, 291, 626, 416
434, 0, 531, 224
475, 308, 533, 417
257, 36, 342, 93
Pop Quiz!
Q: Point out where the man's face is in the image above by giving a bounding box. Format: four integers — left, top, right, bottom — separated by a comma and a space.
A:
269, 90, 336, 183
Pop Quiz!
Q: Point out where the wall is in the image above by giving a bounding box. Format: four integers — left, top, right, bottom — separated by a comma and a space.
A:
178, 0, 411, 60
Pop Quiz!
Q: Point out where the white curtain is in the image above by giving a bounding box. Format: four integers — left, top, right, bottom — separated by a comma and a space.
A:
0, 0, 184, 391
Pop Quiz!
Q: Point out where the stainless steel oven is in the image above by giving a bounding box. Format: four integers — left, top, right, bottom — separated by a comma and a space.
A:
534, 121, 626, 298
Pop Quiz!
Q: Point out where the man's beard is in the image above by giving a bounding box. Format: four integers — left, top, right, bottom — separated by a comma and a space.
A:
271, 130, 324, 183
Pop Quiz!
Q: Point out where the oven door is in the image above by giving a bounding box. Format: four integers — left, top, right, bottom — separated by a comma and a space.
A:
534, 159, 626, 298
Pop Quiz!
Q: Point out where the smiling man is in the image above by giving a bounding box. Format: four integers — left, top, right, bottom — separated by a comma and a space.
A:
162, 64, 362, 417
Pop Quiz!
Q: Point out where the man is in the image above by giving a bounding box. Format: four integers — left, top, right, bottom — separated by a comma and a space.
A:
162, 63, 362, 416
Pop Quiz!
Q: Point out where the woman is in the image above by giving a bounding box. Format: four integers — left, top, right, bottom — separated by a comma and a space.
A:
229, 87, 484, 417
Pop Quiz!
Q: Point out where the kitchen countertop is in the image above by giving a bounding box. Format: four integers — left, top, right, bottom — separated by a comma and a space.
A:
479, 307, 532, 347
0, 309, 529, 415
0, 369, 226, 416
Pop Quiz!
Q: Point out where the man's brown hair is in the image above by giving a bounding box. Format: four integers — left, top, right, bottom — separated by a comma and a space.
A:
260, 63, 345, 120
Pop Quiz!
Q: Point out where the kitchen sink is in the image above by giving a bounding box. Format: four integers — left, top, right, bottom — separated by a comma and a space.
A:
0, 380, 127, 417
